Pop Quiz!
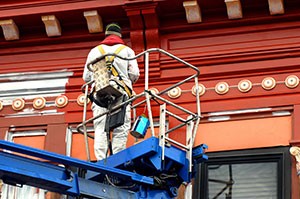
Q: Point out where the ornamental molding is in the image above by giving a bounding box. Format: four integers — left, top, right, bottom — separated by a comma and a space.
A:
0, 94, 90, 112
0, 74, 299, 112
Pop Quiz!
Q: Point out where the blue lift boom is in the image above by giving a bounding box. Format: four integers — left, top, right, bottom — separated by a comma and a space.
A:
0, 137, 207, 198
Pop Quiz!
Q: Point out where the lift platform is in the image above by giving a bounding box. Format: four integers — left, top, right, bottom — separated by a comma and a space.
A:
0, 48, 207, 198
0, 137, 207, 198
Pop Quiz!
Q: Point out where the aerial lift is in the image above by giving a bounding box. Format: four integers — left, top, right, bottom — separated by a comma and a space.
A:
0, 48, 207, 199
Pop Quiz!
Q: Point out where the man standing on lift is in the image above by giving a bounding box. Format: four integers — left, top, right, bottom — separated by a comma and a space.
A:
83, 23, 140, 160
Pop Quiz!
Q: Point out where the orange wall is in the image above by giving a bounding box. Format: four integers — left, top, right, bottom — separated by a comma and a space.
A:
195, 116, 292, 152
71, 133, 96, 161
14, 135, 45, 150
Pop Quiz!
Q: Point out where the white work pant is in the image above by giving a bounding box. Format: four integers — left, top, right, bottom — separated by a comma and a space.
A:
92, 103, 131, 160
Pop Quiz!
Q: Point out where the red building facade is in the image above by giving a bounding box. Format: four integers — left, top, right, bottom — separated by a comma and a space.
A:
0, 0, 300, 198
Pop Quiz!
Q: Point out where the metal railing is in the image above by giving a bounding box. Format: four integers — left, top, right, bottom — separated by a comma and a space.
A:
76, 48, 201, 165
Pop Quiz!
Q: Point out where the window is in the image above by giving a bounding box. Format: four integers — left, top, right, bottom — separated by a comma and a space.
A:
2, 129, 47, 199
194, 147, 291, 199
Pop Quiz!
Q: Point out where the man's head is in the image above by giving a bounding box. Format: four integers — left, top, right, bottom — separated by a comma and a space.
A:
105, 23, 122, 38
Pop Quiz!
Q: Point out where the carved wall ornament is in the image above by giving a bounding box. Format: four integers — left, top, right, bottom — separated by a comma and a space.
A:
285, 75, 299, 89
12, 98, 25, 111
41, 15, 61, 37
192, 84, 206, 96
149, 87, 159, 95
183, 1, 202, 23
215, 82, 229, 95
83, 10, 103, 33
0, 19, 19, 41
225, 0, 243, 19
77, 94, 90, 106
238, 79, 252, 93
33, 97, 46, 109
268, 0, 285, 15
168, 87, 182, 99
262, 77, 276, 90
55, 95, 68, 108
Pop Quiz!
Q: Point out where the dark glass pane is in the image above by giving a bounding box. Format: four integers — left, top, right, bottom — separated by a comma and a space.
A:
207, 162, 277, 199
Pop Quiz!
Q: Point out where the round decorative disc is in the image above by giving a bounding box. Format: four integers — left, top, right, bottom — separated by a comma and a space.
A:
168, 87, 182, 99
55, 95, 68, 108
12, 98, 25, 111
215, 82, 229, 95
77, 94, 89, 106
192, 84, 206, 96
33, 97, 46, 109
262, 77, 276, 90
149, 88, 159, 95
238, 79, 252, 93
285, 75, 299, 89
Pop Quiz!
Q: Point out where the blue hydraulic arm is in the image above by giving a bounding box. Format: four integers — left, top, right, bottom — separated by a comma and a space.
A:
0, 137, 207, 199
0, 140, 153, 197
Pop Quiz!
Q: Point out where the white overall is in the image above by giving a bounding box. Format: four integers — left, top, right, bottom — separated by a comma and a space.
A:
83, 44, 139, 160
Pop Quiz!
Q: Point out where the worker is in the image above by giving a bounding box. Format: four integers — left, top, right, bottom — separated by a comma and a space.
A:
83, 23, 140, 160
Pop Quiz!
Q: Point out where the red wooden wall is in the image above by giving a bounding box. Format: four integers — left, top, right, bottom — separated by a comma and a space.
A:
1, 0, 300, 197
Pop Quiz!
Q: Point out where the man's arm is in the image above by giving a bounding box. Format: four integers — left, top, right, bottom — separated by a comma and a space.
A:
83, 51, 94, 82
127, 48, 140, 84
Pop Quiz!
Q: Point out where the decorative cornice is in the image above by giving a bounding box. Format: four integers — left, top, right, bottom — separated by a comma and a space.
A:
0, 0, 125, 18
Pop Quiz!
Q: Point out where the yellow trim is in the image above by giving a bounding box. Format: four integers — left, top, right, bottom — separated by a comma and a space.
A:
97, 45, 126, 62
97, 45, 105, 56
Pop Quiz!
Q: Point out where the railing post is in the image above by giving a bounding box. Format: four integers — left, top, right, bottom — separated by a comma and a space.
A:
159, 103, 167, 164
83, 85, 91, 162
144, 51, 155, 136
